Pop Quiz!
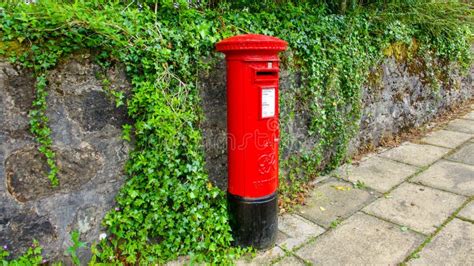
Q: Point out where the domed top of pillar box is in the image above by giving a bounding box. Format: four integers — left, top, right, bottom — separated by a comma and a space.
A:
216, 34, 288, 54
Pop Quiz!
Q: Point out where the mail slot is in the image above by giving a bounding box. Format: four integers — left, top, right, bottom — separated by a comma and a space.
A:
216, 34, 288, 249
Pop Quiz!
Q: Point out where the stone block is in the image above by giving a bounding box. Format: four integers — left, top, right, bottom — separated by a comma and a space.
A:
5, 145, 103, 202
411, 160, 474, 196
0, 57, 130, 261
337, 156, 418, 193
274, 255, 305, 266
446, 142, 474, 166
0, 208, 56, 258
420, 130, 472, 149
236, 246, 285, 266
408, 219, 474, 265
363, 183, 466, 234
378, 142, 449, 167
458, 202, 474, 221
446, 119, 474, 134
297, 179, 378, 228
295, 212, 423, 265
277, 214, 325, 250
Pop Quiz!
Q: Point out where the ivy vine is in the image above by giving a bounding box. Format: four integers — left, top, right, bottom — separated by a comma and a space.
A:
29, 73, 59, 186
0, 0, 471, 264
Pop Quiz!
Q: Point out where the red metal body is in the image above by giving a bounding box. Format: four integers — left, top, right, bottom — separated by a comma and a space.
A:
216, 34, 288, 198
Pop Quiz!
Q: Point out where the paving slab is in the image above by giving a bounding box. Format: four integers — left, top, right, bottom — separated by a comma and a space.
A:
378, 142, 450, 167
446, 142, 474, 166
273, 255, 305, 266
297, 179, 378, 228
420, 129, 472, 148
363, 183, 466, 234
236, 246, 284, 266
408, 219, 474, 266
296, 212, 423, 265
411, 160, 474, 196
458, 201, 474, 221
462, 111, 474, 121
337, 156, 418, 193
277, 214, 325, 250
445, 119, 474, 134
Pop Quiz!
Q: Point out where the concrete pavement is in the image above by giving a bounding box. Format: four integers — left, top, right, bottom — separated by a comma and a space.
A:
239, 105, 474, 265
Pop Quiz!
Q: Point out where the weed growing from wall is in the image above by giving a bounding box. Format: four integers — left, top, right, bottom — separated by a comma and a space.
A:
0, 241, 43, 265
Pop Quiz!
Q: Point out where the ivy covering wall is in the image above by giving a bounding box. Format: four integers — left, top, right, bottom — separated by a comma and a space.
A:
0, 0, 472, 264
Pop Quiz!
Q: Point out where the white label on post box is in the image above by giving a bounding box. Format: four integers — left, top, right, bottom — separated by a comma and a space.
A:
261, 88, 275, 118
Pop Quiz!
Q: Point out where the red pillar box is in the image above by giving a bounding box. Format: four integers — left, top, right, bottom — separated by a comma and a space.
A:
216, 34, 287, 249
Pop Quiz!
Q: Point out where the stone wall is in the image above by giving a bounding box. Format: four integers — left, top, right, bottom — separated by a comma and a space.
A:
0, 52, 472, 262
352, 58, 473, 153
0, 55, 131, 262
200, 57, 473, 189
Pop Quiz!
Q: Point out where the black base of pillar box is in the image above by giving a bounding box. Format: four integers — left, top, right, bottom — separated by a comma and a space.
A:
227, 192, 278, 250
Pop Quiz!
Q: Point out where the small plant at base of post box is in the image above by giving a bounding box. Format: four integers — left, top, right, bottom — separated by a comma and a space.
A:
216, 34, 288, 250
